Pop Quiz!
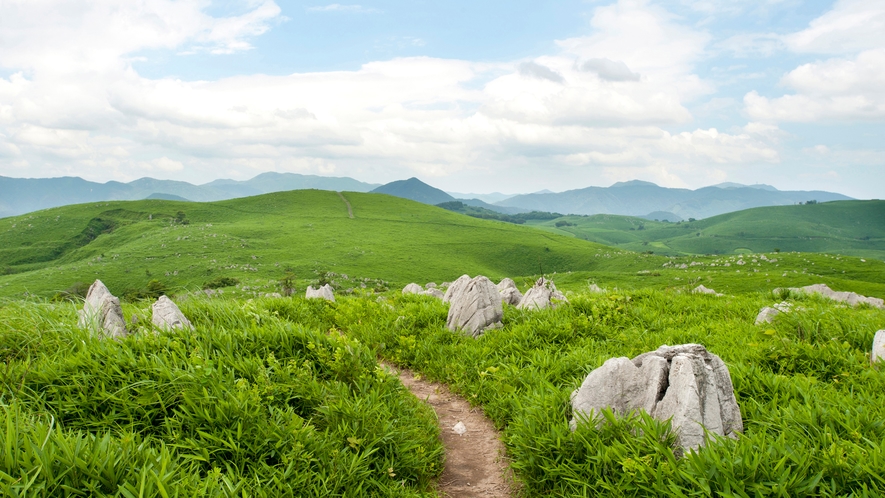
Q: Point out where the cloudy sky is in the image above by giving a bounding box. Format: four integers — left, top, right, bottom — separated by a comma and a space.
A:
0, 0, 883, 198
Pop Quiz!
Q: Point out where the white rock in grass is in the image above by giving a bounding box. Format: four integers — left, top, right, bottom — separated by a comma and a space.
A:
402, 283, 424, 295
571, 344, 742, 452
446, 275, 503, 338
152, 295, 194, 331
873, 330, 885, 365
306, 284, 335, 302
443, 274, 470, 303
517, 277, 568, 310
497, 278, 523, 306
754, 307, 780, 325
452, 421, 467, 435
777, 283, 884, 309
77, 279, 127, 339
692, 285, 720, 296
422, 288, 445, 299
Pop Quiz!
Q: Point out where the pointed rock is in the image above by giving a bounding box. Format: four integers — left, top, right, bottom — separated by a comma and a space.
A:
446, 275, 503, 338
517, 277, 568, 310
77, 280, 127, 339
497, 278, 523, 306
152, 295, 194, 331
571, 344, 742, 452
443, 274, 470, 303
873, 330, 885, 365
306, 284, 335, 302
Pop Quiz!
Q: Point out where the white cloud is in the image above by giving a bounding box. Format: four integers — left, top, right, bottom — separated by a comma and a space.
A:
784, 0, 885, 54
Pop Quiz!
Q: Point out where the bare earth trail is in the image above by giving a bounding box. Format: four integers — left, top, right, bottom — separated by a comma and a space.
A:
336, 192, 354, 218
386, 363, 518, 498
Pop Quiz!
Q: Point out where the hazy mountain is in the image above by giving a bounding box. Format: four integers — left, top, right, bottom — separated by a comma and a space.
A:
458, 198, 528, 215
495, 180, 852, 219
0, 173, 379, 218
371, 177, 456, 205
446, 191, 515, 204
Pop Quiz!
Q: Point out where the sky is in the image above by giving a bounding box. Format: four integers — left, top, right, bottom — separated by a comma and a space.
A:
0, 0, 883, 198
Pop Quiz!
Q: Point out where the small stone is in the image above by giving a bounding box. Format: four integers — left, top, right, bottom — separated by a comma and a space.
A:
452, 421, 467, 435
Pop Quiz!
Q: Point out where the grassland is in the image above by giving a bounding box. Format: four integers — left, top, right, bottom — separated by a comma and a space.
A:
527, 200, 885, 259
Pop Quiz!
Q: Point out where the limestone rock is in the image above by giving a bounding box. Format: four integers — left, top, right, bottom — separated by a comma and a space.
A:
754, 307, 780, 325
77, 280, 127, 339
571, 344, 742, 452
497, 278, 523, 306
402, 283, 424, 295
587, 284, 604, 293
306, 284, 335, 302
692, 285, 720, 296
778, 283, 883, 308
873, 330, 885, 365
517, 277, 568, 310
425, 282, 438, 289
151, 295, 194, 331
422, 288, 445, 299
446, 275, 503, 337
443, 274, 470, 303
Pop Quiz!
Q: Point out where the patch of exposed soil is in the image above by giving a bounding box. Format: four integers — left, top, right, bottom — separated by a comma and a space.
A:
388, 364, 517, 498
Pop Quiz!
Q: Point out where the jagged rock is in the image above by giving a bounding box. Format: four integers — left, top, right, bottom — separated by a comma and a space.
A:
777, 283, 884, 308
692, 285, 719, 296
306, 284, 335, 302
446, 275, 503, 337
77, 280, 127, 339
402, 283, 424, 295
422, 288, 445, 299
152, 295, 194, 331
443, 274, 470, 303
497, 278, 523, 306
517, 277, 568, 310
571, 344, 742, 452
873, 330, 885, 365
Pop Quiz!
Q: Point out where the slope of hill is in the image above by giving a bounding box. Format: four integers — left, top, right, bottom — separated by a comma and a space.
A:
496, 180, 852, 219
529, 200, 885, 259
0, 173, 380, 219
370, 177, 456, 205
0, 191, 645, 298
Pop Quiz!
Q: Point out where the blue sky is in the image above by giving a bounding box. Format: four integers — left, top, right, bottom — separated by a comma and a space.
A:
0, 0, 883, 198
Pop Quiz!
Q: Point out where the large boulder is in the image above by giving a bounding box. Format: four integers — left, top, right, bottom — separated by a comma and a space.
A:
517, 277, 568, 310
306, 284, 335, 302
497, 278, 523, 306
446, 275, 503, 338
402, 283, 424, 295
873, 330, 885, 365
778, 283, 884, 309
571, 344, 742, 452
443, 274, 470, 303
77, 280, 127, 339
152, 295, 194, 331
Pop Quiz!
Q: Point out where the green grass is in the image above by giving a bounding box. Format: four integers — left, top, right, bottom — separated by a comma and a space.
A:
528, 200, 885, 259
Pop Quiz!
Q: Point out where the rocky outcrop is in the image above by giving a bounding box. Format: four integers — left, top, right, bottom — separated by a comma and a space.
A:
446, 275, 503, 338
77, 280, 127, 339
517, 277, 568, 310
402, 283, 424, 295
497, 278, 523, 306
151, 295, 194, 331
873, 330, 885, 365
306, 284, 335, 302
571, 344, 742, 452
778, 283, 884, 308
443, 274, 470, 303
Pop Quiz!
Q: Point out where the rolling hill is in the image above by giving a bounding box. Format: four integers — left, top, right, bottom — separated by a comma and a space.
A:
528, 200, 885, 259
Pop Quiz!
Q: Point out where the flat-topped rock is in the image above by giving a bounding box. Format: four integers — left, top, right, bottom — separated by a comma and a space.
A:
306, 284, 335, 302
571, 344, 742, 452
77, 280, 127, 339
517, 277, 568, 310
446, 275, 503, 338
152, 295, 194, 331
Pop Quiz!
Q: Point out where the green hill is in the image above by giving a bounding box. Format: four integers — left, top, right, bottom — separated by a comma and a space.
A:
529, 200, 885, 259
0, 190, 650, 298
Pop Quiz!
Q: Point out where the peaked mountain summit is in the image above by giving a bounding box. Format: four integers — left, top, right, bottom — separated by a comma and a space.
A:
371, 177, 456, 205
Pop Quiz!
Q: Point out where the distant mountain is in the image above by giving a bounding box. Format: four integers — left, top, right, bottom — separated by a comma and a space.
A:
640, 211, 682, 222
371, 178, 455, 205
0, 173, 379, 218
458, 198, 528, 215
445, 191, 514, 204
145, 193, 192, 202
495, 181, 852, 220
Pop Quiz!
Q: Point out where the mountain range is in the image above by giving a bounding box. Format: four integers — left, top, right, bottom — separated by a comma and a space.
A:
1, 173, 854, 221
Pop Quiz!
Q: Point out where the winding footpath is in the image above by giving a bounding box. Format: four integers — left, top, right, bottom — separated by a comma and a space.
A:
387, 364, 517, 498
336, 192, 354, 219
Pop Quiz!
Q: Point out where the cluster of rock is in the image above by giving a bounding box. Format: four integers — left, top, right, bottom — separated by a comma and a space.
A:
403, 275, 568, 312
78, 280, 193, 337
775, 283, 884, 309
305, 284, 335, 302
570, 344, 743, 452
402, 282, 444, 299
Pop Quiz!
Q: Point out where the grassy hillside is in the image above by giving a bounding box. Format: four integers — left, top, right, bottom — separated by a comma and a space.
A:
529, 200, 885, 259
0, 190, 651, 298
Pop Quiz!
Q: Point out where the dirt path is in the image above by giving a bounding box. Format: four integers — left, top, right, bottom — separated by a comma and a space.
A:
336, 192, 354, 218
387, 364, 517, 498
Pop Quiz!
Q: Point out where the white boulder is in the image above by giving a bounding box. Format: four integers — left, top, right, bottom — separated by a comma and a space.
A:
77, 280, 127, 339
873, 330, 885, 365
517, 277, 568, 310
446, 275, 503, 338
151, 295, 194, 331
402, 283, 424, 295
497, 278, 523, 306
306, 284, 335, 302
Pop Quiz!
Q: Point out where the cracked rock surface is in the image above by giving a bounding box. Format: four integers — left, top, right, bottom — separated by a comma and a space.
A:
77, 279, 127, 339
446, 275, 503, 338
